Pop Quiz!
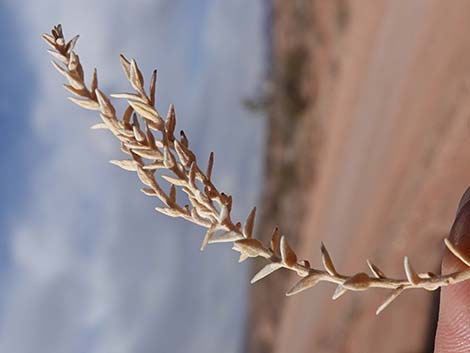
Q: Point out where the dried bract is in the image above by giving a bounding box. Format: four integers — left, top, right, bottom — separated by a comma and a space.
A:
286, 272, 322, 296
251, 262, 283, 284
280, 236, 297, 267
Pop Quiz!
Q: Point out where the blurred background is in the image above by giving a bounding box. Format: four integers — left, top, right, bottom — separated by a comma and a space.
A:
2, 0, 470, 352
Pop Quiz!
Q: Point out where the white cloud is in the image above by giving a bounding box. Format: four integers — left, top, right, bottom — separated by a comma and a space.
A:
1, 0, 266, 352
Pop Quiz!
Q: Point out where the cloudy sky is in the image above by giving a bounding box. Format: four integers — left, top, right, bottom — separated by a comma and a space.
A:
0, 1, 268, 352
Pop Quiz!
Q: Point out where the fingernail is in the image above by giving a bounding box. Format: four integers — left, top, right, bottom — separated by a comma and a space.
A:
455, 186, 470, 216
444, 187, 470, 272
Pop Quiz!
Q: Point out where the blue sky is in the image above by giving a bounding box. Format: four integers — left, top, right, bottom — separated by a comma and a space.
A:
0, 1, 267, 352
0, 2, 36, 264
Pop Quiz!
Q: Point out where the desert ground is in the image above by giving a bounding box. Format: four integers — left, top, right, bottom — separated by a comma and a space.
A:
248, 1, 470, 352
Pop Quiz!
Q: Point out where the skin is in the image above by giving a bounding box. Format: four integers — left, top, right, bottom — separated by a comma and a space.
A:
435, 188, 470, 352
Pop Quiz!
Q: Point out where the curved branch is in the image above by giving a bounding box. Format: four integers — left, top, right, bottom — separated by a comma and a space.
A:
43, 24, 470, 315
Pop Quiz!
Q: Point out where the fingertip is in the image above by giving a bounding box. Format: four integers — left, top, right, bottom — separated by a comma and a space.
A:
434, 278, 470, 352
434, 188, 470, 352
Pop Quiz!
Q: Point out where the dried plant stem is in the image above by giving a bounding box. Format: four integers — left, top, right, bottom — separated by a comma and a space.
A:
43, 24, 470, 315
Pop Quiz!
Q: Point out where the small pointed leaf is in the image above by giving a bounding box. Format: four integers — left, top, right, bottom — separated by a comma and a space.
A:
251, 263, 283, 284
206, 152, 214, 180
68, 97, 100, 110
404, 256, 420, 285
200, 226, 217, 251
95, 89, 116, 117
243, 207, 256, 239
109, 160, 137, 171
128, 100, 163, 127
367, 259, 386, 279
332, 285, 347, 300
149, 69, 157, 106
208, 231, 242, 244
376, 286, 404, 315
280, 236, 297, 267
286, 272, 322, 296
119, 54, 131, 80
320, 242, 337, 276
270, 227, 280, 257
